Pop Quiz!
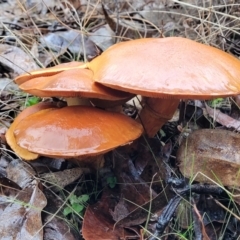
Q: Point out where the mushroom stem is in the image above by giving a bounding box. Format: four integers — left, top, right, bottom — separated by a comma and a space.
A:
66, 97, 91, 106
139, 98, 179, 137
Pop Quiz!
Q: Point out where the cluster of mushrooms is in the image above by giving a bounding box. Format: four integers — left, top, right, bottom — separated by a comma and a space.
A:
6, 37, 240, 161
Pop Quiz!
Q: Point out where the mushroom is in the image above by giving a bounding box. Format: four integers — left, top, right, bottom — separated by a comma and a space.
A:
5, 102, 59, 160
15, 61, 83, 85
15, 37, 240, 137
83, 37, 240, 137
13, 105, 143, 159
16, 63, 133, 108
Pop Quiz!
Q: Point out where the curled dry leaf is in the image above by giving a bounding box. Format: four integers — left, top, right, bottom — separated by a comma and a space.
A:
177, 129, 240, 187
205, 104, 240, 131
0, 180, 47, 240
0, 158, 47, 240
40, 167, 89, 192
6, 159, 36, 188
0, 44, 38, 77
40, 31, 101, 61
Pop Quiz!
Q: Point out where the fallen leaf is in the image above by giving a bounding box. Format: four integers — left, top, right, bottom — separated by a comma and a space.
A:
0, 180, 47, 240
0, 44, 38, 77
40, 31, 101, 60
102, 3, 156, 40
82, 188, 139, 240
177, 129, 240, 186
6, 159, 36, 188
89, 25, 114, 50
40, 167, 88, 192
0, 78, 19, 93
44, 215, 80, 240
0, 158, 47, 240
205, 104, 240, 131
0, 176, 22, 197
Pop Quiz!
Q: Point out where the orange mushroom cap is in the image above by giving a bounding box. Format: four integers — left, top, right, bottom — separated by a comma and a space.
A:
88, 37, 240, 99
18, 68, 133, 101
15, 61, 84, 85
5, 102, 58, 160
86, 37, 240, 137
13, 106, 143, 158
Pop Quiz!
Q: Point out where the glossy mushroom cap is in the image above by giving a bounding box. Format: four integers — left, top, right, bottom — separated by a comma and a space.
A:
86, 37, 240, 137
88, 37, 240, 99
14, 106, 143, 158
18, 68, 133, 101
16, 62, 133, 107
15, 62, 84, 85
6, 102, 58, 160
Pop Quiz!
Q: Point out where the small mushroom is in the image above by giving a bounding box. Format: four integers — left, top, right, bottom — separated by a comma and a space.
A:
85, 37, 240, 137
18, 68, 133, 106
13, 106, 143, 158
16, 63, 133, 108
15, 62, 83, 85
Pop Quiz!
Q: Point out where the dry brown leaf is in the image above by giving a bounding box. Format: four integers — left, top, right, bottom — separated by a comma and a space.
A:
205, 104, 240, 131
40, 31, 101, 60
40, 167, 87, 192
0, 180, 47, 240
44, 216, 80, 240
0, 158, 47, 240
0, 44, 38, 77
6, 159, 36, 188
82, 189, 138, 240
177, 129, 240, 187
0, 176, 22, 197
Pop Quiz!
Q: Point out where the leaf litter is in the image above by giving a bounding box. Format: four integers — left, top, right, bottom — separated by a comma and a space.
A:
0, 157, 46, 240
0, 0, 240, 239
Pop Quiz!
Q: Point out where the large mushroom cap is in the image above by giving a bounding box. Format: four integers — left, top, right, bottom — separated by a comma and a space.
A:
88, 37, 240, 99
14, 106, 143, 158
18, 68, 133, 101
